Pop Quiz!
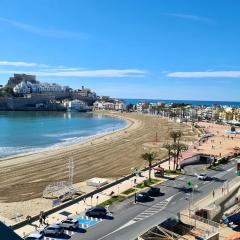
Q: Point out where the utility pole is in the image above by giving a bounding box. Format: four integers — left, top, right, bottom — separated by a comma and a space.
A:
67, 157, 74, 186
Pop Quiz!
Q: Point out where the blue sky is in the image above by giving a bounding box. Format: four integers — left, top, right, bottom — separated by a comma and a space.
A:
0, 0, 240, 101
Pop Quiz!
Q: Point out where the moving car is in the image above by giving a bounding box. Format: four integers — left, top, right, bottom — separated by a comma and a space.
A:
40, 224, 64, 237
197, 173, 208, 181
136, 192, 152, 202
147, 187, 161, 197
23, 233, 43, 240
57, 218, 79, 230
85, 206, 107, 217
181, 186, 193, 193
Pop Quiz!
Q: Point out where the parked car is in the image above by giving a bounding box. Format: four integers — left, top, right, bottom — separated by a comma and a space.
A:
197, 173, 208, 181
24, 232, 43, 240
86, 206, 107, 217
147, 187, 161, 197
40, 224, 64, 237
136, 192, 152, 202
57, 218, 79, 230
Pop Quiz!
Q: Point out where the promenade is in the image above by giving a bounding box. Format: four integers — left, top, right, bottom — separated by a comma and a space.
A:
15, 169, 171, 237
0, 112, 196, 222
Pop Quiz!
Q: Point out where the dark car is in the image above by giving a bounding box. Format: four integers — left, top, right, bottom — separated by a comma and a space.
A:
147, 187, 161, 197
85, 206, 107, 217
136, 192, 152, 202
181, 186, 193, 193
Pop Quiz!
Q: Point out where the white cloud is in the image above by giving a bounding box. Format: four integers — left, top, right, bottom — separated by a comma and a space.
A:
167, 71, 240, 78
0, 59, 147, 77
0, 69, 147, 78
0, 17, 89, 39
0, 61, 49, 68
165, 13, 215, 25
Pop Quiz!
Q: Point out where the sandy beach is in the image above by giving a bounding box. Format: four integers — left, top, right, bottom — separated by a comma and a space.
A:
0, 112, 197, 221
194, 122, 240, 157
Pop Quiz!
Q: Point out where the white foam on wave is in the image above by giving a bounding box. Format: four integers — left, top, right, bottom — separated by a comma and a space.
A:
0, 146, 43, 158
44, 130, 89, 138
0, 121, 128, 158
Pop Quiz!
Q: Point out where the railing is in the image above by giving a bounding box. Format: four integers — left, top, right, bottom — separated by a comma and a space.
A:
191, 214, 220, 229
11, 157, 169, 230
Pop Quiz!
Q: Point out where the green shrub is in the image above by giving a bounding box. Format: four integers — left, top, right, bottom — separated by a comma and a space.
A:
136, 179, 159, 189
122, 188, 137, 195
98, 195, 125, 207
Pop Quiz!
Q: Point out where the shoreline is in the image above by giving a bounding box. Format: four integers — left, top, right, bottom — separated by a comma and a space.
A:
0, 111, 130, 161
0, 112, 197, 204
0, 112, 198, 221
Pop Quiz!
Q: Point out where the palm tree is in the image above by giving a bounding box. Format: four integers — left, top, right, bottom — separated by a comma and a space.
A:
168, 130, 186, 170
170, 131, 179, 143
141, 151, 157, 181
174, 143, 188, 169
163, 143, 172, 170
176, 130, 182, 143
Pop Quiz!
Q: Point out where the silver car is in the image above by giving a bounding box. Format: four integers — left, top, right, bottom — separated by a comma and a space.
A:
40, 224, 64, 237
197, 173, 208, 180
57, 218, 79, 230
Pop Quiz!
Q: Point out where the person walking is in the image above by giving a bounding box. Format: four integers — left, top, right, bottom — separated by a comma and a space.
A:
42, 212, 46, 225
39, 216, 43, 227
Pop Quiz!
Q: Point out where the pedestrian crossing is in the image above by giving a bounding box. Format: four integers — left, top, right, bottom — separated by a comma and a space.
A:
133, 200, 169, 222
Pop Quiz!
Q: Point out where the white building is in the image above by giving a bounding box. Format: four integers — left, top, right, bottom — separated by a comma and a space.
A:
93, 100, 126, 111
136, 102, 149, 113
13, 81, 69, 94
68, 99, 89, 111
13, 81, 31, 94
93, 101, 115, 110
114, 101, 126, 111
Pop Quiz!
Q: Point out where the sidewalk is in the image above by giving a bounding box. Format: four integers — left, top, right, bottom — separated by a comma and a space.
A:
181, 178, 240, 240
193, 177, 240, 210
15, 169, 170, 237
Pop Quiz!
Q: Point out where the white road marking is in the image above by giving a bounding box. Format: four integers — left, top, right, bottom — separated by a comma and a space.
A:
98, 195, 176, 240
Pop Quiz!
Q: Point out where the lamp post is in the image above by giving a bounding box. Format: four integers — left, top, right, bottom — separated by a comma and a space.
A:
191, 184, 198, 210
90, 195, 93, 207
185, 196, 191, 216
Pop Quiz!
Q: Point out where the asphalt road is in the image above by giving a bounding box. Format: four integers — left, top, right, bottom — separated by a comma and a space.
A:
68, 158, 239, 240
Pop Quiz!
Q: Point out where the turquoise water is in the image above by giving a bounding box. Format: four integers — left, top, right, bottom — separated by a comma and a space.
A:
121, 98, 240, 106
0, 111, 127, 157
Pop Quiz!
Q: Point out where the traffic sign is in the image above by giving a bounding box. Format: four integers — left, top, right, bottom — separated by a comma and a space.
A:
187, 180, 192, 188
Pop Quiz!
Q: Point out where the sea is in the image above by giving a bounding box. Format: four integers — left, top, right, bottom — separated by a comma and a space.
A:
120, 98, 240, 107
0, 111, 127, 158
1, 98, 239, 158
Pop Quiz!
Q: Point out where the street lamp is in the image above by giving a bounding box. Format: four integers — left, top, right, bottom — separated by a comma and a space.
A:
191, 184, 198, 209
185, 196, 191, 217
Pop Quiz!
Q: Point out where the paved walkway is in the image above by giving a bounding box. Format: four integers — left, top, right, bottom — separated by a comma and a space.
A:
15, 169, 168, 238
160, 121, 240, 171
